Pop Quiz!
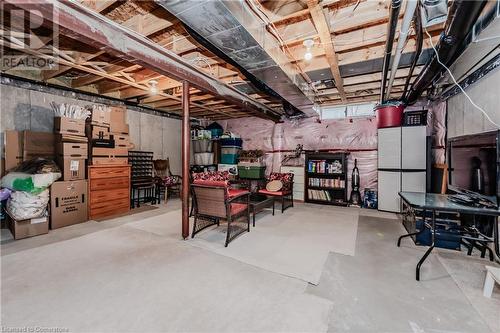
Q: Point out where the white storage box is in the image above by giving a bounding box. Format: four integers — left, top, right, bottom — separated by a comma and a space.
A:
194, 152, 214, 165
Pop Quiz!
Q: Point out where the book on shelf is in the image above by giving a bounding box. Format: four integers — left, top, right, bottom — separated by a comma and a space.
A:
308, 189, 336, 202
308, 177, 345, 188
307, 159, 343, 174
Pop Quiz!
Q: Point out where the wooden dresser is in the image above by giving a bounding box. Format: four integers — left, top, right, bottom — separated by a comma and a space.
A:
88, 165, 131, 219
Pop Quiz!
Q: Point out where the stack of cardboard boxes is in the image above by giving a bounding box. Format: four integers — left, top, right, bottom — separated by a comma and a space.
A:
88, 106, 131, 165
51, 116, 89, 230
3, 130, 56, 239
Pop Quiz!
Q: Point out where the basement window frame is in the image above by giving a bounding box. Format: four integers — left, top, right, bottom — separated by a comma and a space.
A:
318, 102, 376, 120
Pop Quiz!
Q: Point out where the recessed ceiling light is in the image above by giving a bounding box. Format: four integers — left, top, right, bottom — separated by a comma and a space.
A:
149, 80, 158, 95
302, 39, 314, 61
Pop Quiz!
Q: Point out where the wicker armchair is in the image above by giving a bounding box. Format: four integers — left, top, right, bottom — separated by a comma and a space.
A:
257, 172, 294, 213
191, 183, 250, 247
153, 159, 181, 202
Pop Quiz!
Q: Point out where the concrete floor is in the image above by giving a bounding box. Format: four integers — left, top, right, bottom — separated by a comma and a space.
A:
1, 201, 499, 332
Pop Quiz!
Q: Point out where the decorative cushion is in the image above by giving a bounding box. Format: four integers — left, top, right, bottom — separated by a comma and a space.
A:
258, 189, 291, 196
192, 171, 230, 182
163, 176, 178, 186
230, 203, 248, 216
228, 188, 249, 198
268, 172, 293, 183
266, 180, 283, 192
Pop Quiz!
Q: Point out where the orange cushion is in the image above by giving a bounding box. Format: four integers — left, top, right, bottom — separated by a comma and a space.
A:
228, 189, 249, 198
230, 203, 248, 216
258, 189, 291, 196
193, 179, 228, 187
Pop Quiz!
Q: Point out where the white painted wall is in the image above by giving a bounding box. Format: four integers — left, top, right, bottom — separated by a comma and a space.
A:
0, 83, 182, 174
447, 68, 500, 138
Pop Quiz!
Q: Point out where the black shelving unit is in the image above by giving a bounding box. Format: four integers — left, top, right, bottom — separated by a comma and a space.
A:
128, 151, 154, 178
128, 151, 156, 207
305, 152, 348, 206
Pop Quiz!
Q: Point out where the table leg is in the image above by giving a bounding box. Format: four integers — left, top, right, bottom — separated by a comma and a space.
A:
416, 210, 436, 281
253, 208, 256, 227
494, 216, 499, 259
397, 209, 426, 247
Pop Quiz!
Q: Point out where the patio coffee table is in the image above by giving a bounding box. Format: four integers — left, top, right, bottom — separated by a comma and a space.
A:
249, 194, 275, 227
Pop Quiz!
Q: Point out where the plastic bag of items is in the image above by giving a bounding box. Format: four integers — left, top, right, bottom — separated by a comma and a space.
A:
51, 102, 91, 119
6, 189, 49, 220
0, 158, 61, 194
0, 188, 12, 201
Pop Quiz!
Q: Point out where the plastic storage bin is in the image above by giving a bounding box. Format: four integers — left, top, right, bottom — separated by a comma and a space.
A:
194, 152, 214, 165
238, 166, 266, 179
193, 139, 212, 153
221, 138, 243, 147
221, 154, 238, 164
221, 146, 241, 155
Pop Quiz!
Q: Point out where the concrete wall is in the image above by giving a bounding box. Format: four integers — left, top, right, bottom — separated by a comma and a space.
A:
0, 83, 182, 174
447, 63, 500, 138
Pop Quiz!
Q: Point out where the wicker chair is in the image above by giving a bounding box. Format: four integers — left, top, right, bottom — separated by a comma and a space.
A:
191, 183, 250, 247
153, 159, 181, 203
257, 172, 294, 213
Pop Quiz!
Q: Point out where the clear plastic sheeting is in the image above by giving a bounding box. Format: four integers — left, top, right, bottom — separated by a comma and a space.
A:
407, 100, 447, 164
224, 116, 379, 186
278, 117, 377, 151
218, 100, 446, 191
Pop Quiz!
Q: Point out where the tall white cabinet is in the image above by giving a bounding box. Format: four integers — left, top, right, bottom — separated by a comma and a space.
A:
378, 126, 427, 212
280, 166, 305, 201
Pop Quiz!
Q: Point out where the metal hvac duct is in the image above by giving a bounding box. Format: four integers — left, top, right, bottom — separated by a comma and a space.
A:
405, 0, 487, 104
156, 0, 315, 117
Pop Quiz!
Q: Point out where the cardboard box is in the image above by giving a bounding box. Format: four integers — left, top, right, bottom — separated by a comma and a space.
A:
92, 147, 128, 157
56, 142, 88, 158
50, 180, 88, 229
54, 117, 85, 136
88, 124, 110, 140
57, 157, 86, 181
111, 134, 131, 148
7, 212, 49, 240
109, 107, 129, 134
23, 131, 55, 161
56, 134, 88, 143
90, 156, 129, 166
4, 130, 23, 171
90, 108, 110, 126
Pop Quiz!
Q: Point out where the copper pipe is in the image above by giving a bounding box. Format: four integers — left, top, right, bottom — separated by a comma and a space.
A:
181, 80, 190, 239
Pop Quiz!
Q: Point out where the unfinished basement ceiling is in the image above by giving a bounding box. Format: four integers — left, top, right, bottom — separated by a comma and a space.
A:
1, 0, 445, 120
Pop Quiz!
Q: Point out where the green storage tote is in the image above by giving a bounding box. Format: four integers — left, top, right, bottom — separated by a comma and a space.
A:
238, 166, 266, 179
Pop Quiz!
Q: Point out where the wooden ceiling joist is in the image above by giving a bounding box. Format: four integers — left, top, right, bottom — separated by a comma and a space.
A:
6, 0, 280, 121
307, 0, 346, 102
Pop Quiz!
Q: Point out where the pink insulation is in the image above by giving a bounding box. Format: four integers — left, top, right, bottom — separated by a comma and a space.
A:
216, 100, 446, 199
223, 116, 379, 193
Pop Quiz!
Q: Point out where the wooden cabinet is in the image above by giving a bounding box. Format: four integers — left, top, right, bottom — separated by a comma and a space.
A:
280, 166, 305, 201
88, 165, 131, 219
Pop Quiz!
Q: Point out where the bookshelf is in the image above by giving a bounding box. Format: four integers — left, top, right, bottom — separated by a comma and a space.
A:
305, 152, 348, 206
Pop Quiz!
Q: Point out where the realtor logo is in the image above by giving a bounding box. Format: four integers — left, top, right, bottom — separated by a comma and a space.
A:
0, 1, 59, 70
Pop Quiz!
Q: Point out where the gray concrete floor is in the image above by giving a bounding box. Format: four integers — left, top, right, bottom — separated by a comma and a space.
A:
1, 202, 499, 332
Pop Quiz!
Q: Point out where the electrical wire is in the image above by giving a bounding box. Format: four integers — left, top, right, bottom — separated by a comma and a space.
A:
424, 27, 500, 129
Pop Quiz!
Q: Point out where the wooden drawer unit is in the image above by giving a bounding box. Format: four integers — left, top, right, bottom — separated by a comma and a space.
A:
88, 165, 131, 219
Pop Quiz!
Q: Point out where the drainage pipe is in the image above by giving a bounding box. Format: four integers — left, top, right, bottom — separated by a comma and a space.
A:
386, 0, 418, 100
405, 0, 487, 104
402, 5, 423, 99
380, 0, 402, 104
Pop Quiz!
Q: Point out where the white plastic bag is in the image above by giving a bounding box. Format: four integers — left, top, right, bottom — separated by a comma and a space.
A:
6, 189, 50, 220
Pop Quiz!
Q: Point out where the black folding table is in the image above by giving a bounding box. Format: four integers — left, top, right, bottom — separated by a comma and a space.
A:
397, 191, 500, 281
